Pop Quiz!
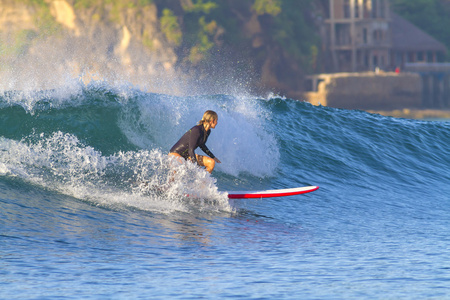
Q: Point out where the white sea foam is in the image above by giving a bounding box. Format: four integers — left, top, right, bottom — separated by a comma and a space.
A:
0, 132, 232, 214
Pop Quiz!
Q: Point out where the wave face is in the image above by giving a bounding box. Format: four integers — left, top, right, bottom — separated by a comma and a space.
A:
1, 83, 449, 213
0, 83, 280, 213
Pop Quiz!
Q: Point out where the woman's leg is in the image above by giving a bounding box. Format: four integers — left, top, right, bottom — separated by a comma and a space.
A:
196, 154, 215, 173
169, 152, 215, 173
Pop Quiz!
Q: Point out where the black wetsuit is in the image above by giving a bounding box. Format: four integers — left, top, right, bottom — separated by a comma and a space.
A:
169, 124, 215, 164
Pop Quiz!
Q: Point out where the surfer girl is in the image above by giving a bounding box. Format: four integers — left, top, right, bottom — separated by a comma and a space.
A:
169, 110, 221, 173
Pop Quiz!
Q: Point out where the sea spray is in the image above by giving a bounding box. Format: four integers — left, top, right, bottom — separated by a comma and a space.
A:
1, 82, 280, 177
0, 131, 232, 213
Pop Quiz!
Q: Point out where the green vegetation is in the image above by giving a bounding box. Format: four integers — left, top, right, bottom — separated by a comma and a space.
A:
20, 0, 47, 6
181, 0, 218, 14
154, 0, 319, 71
142, 30, 154, 50
15, 0, 60, 36
138, 0, 154, 5
0, 29, 38, 57
73, 0, 154, 23
11, 0, 321, 73
270, 1, 319, 73
74, 0, 153, 10
73, 0, 98, 9
188, 16, 217, 64
34, 5, 61, 37
252, 0, 281, 16
2, 0, 60, 59
160, 9, 182, 46
176, 0, 220, 64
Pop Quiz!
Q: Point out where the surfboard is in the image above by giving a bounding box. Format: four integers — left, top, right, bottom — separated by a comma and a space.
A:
227, 186, 319, 199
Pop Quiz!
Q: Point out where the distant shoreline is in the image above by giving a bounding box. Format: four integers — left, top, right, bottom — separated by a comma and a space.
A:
367, 109, 450, 120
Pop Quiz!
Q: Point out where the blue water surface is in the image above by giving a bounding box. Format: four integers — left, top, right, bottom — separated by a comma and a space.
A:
1, 86, 450, 299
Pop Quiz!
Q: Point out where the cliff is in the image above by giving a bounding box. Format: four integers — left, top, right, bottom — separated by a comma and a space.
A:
0, 0, 181, 93
0, 0, 321, 96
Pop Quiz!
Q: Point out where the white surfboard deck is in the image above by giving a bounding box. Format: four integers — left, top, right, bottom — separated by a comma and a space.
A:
227, 186, 319, 199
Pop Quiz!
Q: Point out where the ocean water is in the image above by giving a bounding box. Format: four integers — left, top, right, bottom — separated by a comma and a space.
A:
1, 82, 450, 299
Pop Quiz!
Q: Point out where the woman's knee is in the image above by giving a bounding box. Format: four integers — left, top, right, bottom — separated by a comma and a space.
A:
205, 157, 215, 172
198, 156, 214, 172
193, 155, 215, 173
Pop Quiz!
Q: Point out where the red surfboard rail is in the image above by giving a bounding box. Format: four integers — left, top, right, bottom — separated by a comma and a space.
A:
227, 186, 319, 199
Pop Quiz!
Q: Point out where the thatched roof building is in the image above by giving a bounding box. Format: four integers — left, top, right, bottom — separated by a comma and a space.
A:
391, 12, 447, 67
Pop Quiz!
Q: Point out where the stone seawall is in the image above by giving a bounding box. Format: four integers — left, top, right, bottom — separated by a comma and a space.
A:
303, 72, 422, 110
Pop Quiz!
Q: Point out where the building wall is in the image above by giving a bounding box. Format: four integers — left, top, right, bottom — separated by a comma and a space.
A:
326, 0, 391, 72
303, 72, 422, 110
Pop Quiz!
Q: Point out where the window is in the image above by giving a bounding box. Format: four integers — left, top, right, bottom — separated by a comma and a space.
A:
396, 52, 403, 65
365, 53, 370, 68
373, 30, 378, 42
344, 0, 351, 18
418, 52, 424, 62
372, 0, 378, 18
373, 55, 378, 67
380, 0, 385, 18
363, 0, 370, 18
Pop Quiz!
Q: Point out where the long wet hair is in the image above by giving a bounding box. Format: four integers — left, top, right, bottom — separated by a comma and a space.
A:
198, 110, 218, 125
